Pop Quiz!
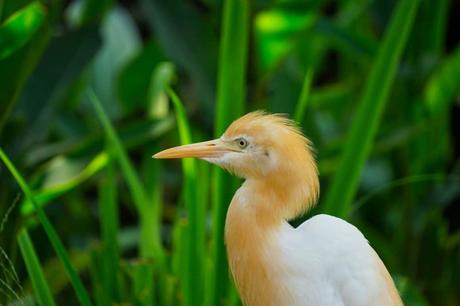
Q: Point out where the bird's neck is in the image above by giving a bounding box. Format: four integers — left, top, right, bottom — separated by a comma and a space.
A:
224, 176, 305, 306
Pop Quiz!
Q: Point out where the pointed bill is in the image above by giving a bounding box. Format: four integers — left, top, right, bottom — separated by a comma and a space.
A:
153, 139, 235, 159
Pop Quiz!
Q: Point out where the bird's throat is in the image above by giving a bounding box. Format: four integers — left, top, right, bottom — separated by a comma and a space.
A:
224, 180, 293, 306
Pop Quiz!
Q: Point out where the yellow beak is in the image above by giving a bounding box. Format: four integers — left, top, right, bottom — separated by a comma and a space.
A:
153, 139, 235, 159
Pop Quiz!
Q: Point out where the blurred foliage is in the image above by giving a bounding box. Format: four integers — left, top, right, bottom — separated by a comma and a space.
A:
0, 0, 459, 305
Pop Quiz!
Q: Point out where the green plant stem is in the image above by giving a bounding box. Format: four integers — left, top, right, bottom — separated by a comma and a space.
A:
0, 148, 92, 306
98, 148, 120, 302
17, 229, 57, 306
167, 88, 205, 306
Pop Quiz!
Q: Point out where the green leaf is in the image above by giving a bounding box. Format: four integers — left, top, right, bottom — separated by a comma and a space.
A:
125, 260, 154, 306
87, 89, 165, 264
117, 41, 167, 114
20, 153, 109, 215
20, 116, 174, 215
313, 17, 377, 58
294, 68, 314, 123
148, 62, 175, 119
322, 0, 421, 217
0, 148, 93, 306
98, 150, 120, 303
14, 25, 101, 150
0, 1, 45, 59
425, 45, 460, 114
167, 88, 205, 306
17, 229, 57, 306
79, 0, 114, 25
90, 6, 141, 119
141, 0, 218, 118
255, 8, 316, 73
0, 2, 49, 135
207, 1, 249, 306
395, 276, 430, 306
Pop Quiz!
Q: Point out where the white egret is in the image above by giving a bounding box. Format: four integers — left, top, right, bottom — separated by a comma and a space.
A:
154, 111, 402, 306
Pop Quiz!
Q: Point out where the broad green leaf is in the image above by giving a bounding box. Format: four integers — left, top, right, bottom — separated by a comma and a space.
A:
90, 6, 141, 119
79, 0, 114, 25
0, 2, 49, 135
0, 1, 45, 59
14, 25, 101, 150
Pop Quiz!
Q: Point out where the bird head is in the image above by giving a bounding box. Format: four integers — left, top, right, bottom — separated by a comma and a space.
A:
154, 111, 319, 214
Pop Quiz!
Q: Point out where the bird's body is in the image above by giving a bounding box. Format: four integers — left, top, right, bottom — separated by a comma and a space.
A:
226, 181, 401, 306
154, 111, 403, 306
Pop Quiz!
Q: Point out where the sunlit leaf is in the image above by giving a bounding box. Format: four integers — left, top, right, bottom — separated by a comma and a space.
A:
0, 1, 45, 59
425, 46, 460, 114
148, 62, 175, 119
255, 8, 316, 73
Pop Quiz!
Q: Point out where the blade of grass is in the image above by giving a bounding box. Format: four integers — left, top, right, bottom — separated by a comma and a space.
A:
141, 147, 164, 305
207, 1, 249, 305
0, 148, 92, 306
167, 88, 205, 306
87, 89, 164, 265
89, 247, 109, 306
294, 68, 314, 124
98, 145, 120, 302
171, 216, 187, 306
126, 260, 154, 306
322, 0, 420, 217
17, 229, 56, 306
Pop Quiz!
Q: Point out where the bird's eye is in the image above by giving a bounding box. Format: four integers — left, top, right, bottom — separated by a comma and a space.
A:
236, 138, 248, 149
